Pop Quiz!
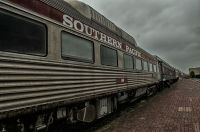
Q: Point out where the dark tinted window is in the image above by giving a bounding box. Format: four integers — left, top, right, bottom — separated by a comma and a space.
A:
101, 46, 118, 67
153, 65, 157, 72
149, 63, 153, 72
124, 54, 134, 69
143, 61, 148, 71
136, 58, 142, 70
62, 32, 94, 63
0, 10, 46, 56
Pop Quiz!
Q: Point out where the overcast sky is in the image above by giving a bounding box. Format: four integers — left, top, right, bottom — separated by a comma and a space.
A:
79, 0, 200, 73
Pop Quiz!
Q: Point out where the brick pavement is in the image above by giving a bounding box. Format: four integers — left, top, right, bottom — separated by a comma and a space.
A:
99, 79, 200, 132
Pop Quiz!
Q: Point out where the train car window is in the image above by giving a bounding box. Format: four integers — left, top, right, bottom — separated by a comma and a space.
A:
149, 63, 153, 72
136, 58, 142, 70
143, 61, 148, 71
124, 54, 134, 69
162, 67, 165, 73
0, 10, 46, 56
101, 45, 118, 67
62, 32, 94, 63
132, 57, 135, 69
153, 65, 157, 72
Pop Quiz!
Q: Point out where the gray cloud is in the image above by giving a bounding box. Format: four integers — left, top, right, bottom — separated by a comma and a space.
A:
79, 0, 200, 73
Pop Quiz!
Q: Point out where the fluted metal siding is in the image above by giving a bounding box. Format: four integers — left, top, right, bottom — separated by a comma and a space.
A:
0, 56, 156, 118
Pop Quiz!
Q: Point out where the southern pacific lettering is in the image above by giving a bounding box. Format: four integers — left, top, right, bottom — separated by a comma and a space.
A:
63, 14, 122, 50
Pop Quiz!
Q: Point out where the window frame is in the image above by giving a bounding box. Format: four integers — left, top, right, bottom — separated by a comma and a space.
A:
132, 56, 135, 69
149, 63, 153, 72
61, 31, 95, 64
153, 64, 157, 72
123, 53, 134, 70
100, 45, 118, 67
0, 9, 47, 57
142, 60, 149, 71
135, 58, 143, 71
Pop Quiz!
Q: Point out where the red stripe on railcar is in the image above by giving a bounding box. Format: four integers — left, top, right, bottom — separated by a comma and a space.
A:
9, 0, 63, 22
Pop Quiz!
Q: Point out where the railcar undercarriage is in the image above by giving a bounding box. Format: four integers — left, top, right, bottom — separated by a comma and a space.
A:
0, 83, 165, 132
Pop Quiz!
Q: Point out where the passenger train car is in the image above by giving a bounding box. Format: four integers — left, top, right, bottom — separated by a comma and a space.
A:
0, 0, 180, 131
156, 56, 178, 88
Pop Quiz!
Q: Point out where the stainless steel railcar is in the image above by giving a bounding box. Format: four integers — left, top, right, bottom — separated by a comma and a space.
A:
156, 56, 178, 88
0, 0, 177, 131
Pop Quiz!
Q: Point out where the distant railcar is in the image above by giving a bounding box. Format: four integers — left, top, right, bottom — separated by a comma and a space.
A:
0, 0, 180, 131
155, 56, 178, 88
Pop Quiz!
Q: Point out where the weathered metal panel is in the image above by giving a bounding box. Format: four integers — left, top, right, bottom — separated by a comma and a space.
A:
90, 9, 118, 34
121, 30, 137, 46
64, 0, 92, 19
